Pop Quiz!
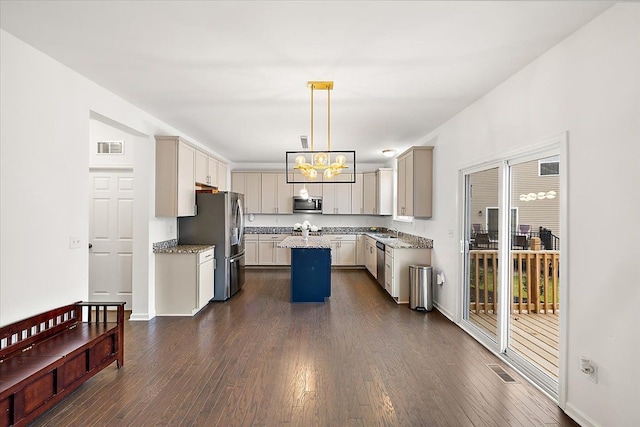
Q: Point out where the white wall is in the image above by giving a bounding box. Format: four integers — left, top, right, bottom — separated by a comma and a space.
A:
0, 30, 214, 323
399, 5, 639, 426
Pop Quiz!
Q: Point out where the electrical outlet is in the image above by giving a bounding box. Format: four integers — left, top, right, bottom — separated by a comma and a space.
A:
580, 356, 598, 383
69, 236, 81, 249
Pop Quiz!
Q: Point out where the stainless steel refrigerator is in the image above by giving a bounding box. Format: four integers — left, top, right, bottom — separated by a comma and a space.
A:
178, 192, 245, 301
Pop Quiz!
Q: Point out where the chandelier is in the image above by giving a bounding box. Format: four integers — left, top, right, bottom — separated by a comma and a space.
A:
286, 81, 355, 184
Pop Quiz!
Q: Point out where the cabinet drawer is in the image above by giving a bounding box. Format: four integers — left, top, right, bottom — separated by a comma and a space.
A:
244, 234, 259, 242
385, 246, 393, 256
199, 249, 214, 263
329, 234, 356, 241
260, 234, 286, 240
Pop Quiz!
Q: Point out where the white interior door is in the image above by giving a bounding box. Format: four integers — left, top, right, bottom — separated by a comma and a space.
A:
89, 170, 133, 307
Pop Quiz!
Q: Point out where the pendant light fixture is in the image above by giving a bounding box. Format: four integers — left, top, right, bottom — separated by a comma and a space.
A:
286, 81, 356, 184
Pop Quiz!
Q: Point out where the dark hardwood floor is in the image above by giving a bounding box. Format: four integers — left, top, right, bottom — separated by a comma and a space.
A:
33, 269, 577, 426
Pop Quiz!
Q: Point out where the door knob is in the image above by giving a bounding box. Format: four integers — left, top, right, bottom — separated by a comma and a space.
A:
88, 243, 93, 249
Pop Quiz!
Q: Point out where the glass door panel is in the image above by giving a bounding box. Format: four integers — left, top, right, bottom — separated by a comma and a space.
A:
465, 167, 500, 341
508, 157, 561, 382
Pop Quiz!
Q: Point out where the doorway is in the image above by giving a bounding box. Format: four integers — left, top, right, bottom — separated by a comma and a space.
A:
89, 170, 134, 307
461, 138, 565, 400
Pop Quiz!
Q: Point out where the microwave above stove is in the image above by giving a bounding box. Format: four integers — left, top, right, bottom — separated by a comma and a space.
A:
293, 196, 322, 213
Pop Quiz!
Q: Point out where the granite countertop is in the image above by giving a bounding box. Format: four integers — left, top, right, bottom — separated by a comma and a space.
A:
363, 233, 432, 249
278, 236, 331, 249
244, 227, 433, 249
153, 241, 215, 254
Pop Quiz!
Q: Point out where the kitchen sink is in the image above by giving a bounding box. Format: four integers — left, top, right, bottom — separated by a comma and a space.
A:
375, 234, 397, 239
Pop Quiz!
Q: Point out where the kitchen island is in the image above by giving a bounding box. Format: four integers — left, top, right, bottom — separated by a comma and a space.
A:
279, 236, 331, 303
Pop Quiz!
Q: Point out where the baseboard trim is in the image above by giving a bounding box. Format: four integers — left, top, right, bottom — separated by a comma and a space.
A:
129, 312, 153, 321
564, 402, 598, 427
433, 301, 455, 321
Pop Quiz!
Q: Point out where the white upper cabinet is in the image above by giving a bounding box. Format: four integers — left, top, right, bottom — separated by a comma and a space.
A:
155, 136, 196, 217
217, 161, 228, 191
195, 150, 208, 185
351, 173, 364, 215
207, 156, 219, 187
397, 146, 433, 218
195, 149, 220, 187
322, 174, 352, 215
362, 169, 392, 215
261, 173, 293, 214
231, 172, 262, 214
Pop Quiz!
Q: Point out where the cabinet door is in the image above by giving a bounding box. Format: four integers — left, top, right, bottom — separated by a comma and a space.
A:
258, 241, 275, 265
351, 174, 363, 214
335, 183, 352, 214
218, 162, 228, 191
377, 169, 393, 215
329, 240, 340, 265
245, 240, 259, 266
275, 245, 291, 265
397, 155, 407, 216
231, 172, 245, 195
261, 173, 278, 213
245, 173, 262, 213
208, 157, 219, 187
356, 234, 366, 265
322, 183, 337, 214
276, 173, 293, 214
405, 152, 414, 216
362, 173, 377, 214
338, 240, 357, 265
177, 142, 196, 216
195, 150, 209, 185
198, 257, 215, 309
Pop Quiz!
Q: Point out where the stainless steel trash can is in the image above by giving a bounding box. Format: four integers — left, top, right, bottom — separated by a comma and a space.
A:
409, 265, 432, 311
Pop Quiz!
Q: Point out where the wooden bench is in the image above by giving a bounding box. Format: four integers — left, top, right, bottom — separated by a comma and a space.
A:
0, 301, 125, 427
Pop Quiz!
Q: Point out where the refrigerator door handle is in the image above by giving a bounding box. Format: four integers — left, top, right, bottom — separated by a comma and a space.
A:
229, 252, 245, 263
237, 197, 245, 243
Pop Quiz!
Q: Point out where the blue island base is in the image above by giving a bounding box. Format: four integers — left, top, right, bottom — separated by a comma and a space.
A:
290, 248, 331, 303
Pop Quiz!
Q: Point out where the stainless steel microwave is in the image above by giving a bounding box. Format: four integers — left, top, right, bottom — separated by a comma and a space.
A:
293, 196, 322, 213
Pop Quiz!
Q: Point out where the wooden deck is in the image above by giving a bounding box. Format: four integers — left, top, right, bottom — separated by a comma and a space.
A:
470, 312, 560, 379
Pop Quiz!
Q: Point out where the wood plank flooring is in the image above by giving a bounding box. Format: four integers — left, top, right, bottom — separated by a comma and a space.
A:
469, 313, 560, 379
33, 269, 576, 426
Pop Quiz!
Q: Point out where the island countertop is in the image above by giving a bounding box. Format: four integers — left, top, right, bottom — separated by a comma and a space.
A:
278, 236, 331, 249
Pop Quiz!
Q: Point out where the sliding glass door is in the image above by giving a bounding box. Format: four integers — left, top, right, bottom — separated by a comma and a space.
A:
461, 143, 563, 400
464, 167, 500, 342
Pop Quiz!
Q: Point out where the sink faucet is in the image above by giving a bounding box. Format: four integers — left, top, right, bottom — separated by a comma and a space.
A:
389, 227, 399, 238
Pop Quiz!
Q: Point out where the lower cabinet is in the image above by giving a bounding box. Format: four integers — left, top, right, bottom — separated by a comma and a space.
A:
356, 234, 366, 265
257, 234, 291, 265
328, 235, 357, 266
245, 235, 259, 266
384, 246, 431, 304
364, 236, 377, 278
155, 248, 215, 316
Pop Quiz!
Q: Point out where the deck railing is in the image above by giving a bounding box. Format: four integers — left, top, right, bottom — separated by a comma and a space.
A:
469, 249, 560, 315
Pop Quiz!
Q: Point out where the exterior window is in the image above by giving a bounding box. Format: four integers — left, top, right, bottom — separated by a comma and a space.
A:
539, 156, 559, 176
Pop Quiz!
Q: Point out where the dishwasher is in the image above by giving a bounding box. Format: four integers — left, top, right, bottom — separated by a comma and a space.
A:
376, 241, 385, 287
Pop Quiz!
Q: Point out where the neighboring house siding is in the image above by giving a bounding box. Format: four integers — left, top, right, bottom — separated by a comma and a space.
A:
470, 161, 560, 239
469, 168, 499, 230
512, 160, 560, 239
